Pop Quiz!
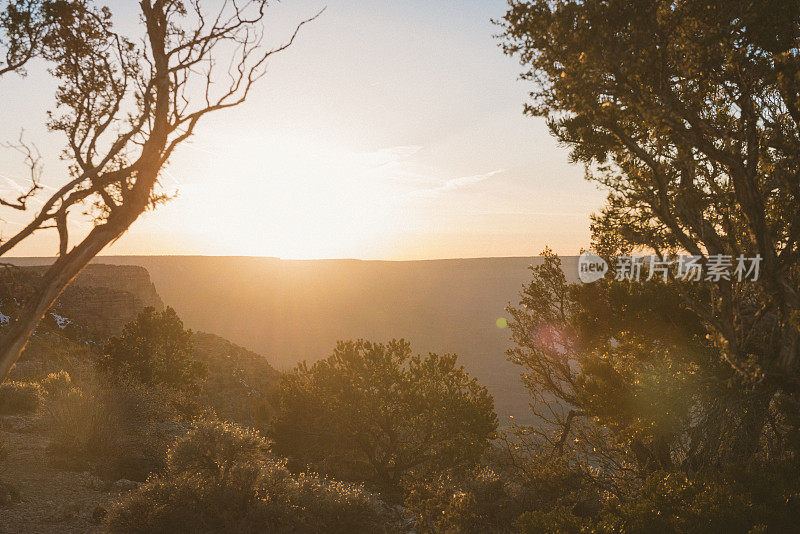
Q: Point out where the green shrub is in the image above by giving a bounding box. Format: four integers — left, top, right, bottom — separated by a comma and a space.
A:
97, 307, 207, 394
271, 339, 497, 498
105, 419, 394, 533
0, 380, 45, 415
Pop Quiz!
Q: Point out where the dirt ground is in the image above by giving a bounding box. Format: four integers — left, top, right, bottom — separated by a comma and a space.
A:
0, 416, 114, 534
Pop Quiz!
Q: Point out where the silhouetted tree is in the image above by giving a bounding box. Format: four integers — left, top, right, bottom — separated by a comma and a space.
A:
493, 2, 800, 528
0, 1, 321, 382
495, 249, 800, 531
0, 0, 46, 77
497, 0, 800, 395
270, 339, 498, 499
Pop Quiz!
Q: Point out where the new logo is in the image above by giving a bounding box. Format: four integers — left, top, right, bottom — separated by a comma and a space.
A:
578, 252, 608, 283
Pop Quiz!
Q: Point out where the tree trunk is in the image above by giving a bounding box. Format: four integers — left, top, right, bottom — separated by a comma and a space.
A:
0, 159, 163, 382
0, 202, 148, 382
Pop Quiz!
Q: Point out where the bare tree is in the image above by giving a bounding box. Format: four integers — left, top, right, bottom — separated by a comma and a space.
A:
0, 1, 56, 211
0, 0, 320, 381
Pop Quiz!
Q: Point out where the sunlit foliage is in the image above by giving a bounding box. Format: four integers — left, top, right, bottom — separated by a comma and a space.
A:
105, 419, 394, 533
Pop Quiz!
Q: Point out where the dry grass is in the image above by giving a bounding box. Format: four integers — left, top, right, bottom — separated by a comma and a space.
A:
0, 381, 45, 415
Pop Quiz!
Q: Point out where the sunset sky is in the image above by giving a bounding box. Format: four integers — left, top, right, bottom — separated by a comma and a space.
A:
0, 0, 605, 260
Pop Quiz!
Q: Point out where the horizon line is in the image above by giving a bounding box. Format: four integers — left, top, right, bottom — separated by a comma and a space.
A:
3, 253, 581, 263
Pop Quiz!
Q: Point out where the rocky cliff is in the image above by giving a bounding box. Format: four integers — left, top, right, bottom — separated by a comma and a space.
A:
21, 264, 165, 340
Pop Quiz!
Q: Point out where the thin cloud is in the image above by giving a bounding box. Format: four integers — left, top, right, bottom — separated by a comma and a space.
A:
406, 169, 505, 199
367, 145, 423, 167
436, 169, 505, 192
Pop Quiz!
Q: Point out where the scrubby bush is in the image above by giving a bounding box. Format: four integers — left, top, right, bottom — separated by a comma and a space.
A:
505, 464, 800, 534
0, 380, 45, 415
403, 448, 608, 533
105, 419, 394, 533
405, 466, 521, 533
515, 506, 585, 534
165, 418, 270, 477
16, 331, 93, 369
40, 370, 74, 399
586, 468, 800, 534
42, 309, 216, 481
45, 379, 183, 480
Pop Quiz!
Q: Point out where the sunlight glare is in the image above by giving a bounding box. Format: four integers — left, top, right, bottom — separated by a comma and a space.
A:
164, 132, 409, 259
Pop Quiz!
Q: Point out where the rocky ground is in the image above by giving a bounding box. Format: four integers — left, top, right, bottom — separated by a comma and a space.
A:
0, 415, 128, 534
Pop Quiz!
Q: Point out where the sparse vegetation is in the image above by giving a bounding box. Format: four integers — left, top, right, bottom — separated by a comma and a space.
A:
404, 466, 523, 533
40, 369, 74, 399
45, 379, 182, 480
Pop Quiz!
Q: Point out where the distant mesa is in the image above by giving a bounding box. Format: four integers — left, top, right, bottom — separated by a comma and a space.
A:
4, 255, 582, 422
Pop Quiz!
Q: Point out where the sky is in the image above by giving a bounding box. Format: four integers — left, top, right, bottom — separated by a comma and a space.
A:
0, 0, 606, 260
